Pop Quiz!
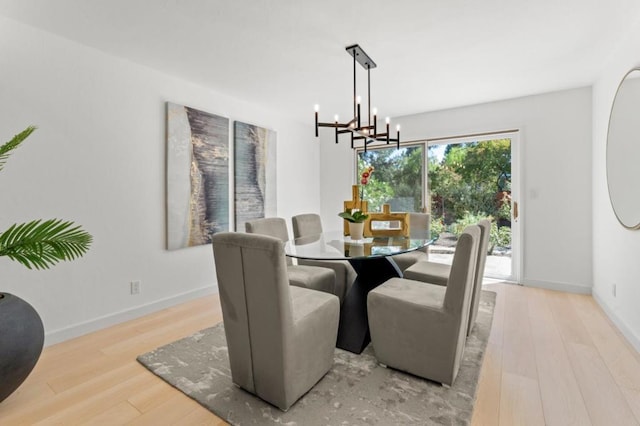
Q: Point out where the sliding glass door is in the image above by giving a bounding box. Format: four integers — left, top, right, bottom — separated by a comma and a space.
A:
355, 132, 520, 282
427, 136, 517, 281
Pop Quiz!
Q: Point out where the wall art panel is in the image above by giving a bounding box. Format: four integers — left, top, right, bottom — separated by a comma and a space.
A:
234, 121, 277, 231
167, 102, 229, 249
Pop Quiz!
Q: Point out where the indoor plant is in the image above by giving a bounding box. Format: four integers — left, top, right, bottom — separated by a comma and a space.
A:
0, 126, 93, 403
338, 166, 374, 240
338, 208, 370, 224
338, 208, 369, 240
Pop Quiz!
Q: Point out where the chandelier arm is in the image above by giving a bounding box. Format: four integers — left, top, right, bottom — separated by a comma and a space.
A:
386, 121, 390, 144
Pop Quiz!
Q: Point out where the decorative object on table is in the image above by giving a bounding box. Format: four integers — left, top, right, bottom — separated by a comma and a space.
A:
348, 221, 365, 240
0, 126, 92, 403
342, 184, 369, 236
342, 167, 382, 239
359, 165, 374, 189
314, 44, 401, 151
234, 121, 277, 232
137, 290, 496, 425
166, 102, 229, 250
358, 165, 374, 206
338, 209, 368, 240
365, 203, 410, 237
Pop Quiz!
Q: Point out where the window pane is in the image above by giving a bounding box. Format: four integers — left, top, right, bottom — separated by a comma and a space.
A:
357, 145, 423, 212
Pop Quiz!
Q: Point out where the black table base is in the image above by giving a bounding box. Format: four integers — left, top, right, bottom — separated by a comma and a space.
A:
336, 256, 402, 354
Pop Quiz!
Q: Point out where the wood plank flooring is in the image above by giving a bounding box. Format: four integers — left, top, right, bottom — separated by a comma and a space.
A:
1, 283, 639, 425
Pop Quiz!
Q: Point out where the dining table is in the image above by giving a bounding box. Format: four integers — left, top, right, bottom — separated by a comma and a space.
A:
284, 230, 433, 354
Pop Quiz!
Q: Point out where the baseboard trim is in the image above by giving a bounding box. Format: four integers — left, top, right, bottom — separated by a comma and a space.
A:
521, 278, 592, 295
44, 285, 218, 347
592, 289, 640, 354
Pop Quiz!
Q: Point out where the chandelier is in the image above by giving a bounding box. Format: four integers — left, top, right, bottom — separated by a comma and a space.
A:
314, 44, 400, 151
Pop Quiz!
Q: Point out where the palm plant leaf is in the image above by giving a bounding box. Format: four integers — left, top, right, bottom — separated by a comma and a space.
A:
0, 125, 36, 172
0, 219, 93, 270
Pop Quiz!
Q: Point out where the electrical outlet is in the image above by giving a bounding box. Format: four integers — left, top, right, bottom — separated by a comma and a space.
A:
130, 280, 141, 295
612, 283, 617, 298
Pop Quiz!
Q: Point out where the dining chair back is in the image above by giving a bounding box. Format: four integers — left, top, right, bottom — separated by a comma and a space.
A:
212, 232, 339, 410
291, 213, 356, 302
367, 225, 480, 385
390, 212, 430, 272
245, 217, 336, 296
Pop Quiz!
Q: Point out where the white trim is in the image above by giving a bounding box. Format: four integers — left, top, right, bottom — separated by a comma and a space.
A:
522, 278, 592, 295
593, 289, 640, 354
44, 285, 218, 347
510, 131, 523, 284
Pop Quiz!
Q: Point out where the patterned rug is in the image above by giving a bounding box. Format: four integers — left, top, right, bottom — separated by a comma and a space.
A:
137, 291, 496, 425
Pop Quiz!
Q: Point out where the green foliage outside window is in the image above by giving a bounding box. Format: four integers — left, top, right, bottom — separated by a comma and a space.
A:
430, 139, 512, 251
356, 139, 512, 252
357, 146, 423, 212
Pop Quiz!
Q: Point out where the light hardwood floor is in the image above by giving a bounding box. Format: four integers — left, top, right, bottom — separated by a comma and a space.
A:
1, 282, 639, 425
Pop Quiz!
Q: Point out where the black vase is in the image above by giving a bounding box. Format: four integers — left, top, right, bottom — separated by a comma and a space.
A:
0, 293, 44, 403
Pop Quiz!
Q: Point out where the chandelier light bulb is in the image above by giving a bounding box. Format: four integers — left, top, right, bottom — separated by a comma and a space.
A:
314, 104, 319, 112
356, 96, 362, 104
334, 114, 339, 122
396, 124, 401, 131
372, 108, 378, 116
385, 117, 390, 124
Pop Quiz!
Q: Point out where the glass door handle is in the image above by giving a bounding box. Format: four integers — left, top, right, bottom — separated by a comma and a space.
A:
513, 201, 519, 221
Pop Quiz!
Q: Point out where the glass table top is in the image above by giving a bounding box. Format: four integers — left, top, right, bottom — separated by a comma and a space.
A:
284, 230, 433, 261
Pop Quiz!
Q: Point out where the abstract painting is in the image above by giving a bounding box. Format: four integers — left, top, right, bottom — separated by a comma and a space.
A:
167, 102, 229, 250
234, 121, 277, 231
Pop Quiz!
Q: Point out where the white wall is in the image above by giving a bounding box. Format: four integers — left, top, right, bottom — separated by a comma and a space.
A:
592, 18, 640, 351
0, 16, 320, 345
320, 88, 593, 293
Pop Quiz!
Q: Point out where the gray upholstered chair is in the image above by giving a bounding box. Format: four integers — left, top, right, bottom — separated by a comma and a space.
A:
391, 212, 431, 272
367, 225, 480, 386
291, 213, 357, 303
212, 232, 340, 411
245, 217, 336, 296
403, 219, 491, 334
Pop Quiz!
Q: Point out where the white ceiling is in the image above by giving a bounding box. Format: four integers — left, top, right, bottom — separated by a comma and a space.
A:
1, 0, 639, 123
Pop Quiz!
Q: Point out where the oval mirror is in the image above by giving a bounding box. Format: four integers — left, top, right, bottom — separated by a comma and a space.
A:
607, 68, 640, 229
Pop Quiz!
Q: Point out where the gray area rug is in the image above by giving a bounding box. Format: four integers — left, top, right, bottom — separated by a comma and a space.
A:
137, 290, 496, 425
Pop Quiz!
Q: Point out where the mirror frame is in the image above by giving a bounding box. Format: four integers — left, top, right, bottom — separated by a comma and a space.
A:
606, 67, 640, 230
